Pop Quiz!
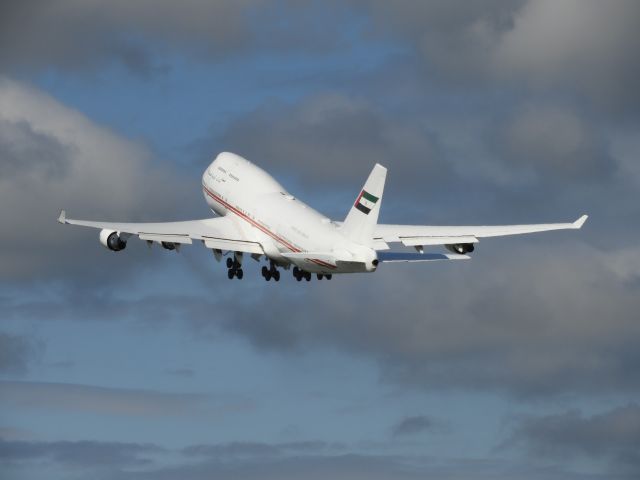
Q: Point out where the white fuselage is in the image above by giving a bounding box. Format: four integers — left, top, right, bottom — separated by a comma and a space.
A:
201, 152, 377, 274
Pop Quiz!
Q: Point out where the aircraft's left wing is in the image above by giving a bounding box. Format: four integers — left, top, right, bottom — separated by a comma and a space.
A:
57, 210, 264, 254
372, 215, 588, 250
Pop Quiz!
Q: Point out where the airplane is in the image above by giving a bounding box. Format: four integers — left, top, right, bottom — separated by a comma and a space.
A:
58, 151, 588, 282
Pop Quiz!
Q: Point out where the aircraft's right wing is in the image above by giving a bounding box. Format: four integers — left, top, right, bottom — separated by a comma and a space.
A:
372, 215, 588, 250
57, 210, 264, 254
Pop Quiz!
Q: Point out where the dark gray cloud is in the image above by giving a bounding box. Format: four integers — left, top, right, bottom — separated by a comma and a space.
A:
0, 119, 72, 179
2, 1, 638, 116
492, 103, 615, 182
0, 1, 352, 76
218, 93, 451, 193
0, 438, 163, 468
50, 451, 620, 480
7, 235, 636, 399
361, 0, 640, 115
214, 242, 640, 398
506, 404, 640, 475
182, 440, 338, 460
0, 333, 40, 375
0, 0, 254, 74
391, 415, 440, 437
0, 380, 251, 417
0, 432, 629, 480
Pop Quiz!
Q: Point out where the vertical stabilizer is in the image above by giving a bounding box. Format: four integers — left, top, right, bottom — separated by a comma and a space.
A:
341, 164, 386, 246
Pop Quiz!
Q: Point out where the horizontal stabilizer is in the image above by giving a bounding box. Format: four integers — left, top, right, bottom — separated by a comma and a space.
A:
378, 252, 470, 263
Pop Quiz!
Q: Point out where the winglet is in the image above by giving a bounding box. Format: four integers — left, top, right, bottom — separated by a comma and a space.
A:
573, 214, 588, 229
57, 210, 66, 224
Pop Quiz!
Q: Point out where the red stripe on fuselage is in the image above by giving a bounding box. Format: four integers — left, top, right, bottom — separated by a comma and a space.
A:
203, 185, 336, 270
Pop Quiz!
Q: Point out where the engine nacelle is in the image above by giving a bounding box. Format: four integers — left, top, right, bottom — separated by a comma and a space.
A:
99, 229, 127, 252
161, 241, 176, 251
445, 243, 475, 255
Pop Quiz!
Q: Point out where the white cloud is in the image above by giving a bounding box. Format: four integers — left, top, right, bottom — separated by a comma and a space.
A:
0, 77, 193, 279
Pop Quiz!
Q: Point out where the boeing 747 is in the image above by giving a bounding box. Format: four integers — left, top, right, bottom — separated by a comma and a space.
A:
58, 152, 587, 281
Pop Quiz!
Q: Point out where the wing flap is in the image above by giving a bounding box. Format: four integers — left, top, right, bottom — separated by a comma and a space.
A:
378, 252, 470, 263
399, 235, 478, 247
204, 238, 264, 255
139, 233, 193, 244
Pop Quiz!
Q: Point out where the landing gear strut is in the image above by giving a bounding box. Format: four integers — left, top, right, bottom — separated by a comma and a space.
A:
261, 262, 280, 282
226, 253, 243, 280
293, 267, 314, 282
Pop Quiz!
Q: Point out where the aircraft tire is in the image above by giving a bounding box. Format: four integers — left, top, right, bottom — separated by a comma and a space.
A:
227, 269, 235, 280
226, 258, 234, 269
326, 274, 332, 280
274, 271, 280, 281
237, 269, 244, 280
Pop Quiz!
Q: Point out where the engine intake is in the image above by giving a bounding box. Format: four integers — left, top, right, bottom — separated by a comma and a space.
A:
445, 243, 475, 254
99, 229, 127, 252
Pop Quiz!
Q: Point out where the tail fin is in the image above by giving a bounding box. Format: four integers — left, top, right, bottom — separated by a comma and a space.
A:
341, 163, 387, 246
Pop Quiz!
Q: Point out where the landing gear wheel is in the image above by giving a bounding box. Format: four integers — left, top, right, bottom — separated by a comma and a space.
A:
262, 266, 269, 277
227, 269, 235, 280
305, 272, 311, 281
295, 272, 302, 282
274, 271, 280, 282
317, 274, 323, 280
326, 274, 332, 280
236, 269, 244, 280
226, 258, 234, 269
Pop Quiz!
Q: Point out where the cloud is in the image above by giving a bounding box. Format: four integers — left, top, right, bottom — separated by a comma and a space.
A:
495, 104, 614, 181
4, 237, 636, 400
0, 77, 195, 280
0, 1, 354, 76
0, 0, 256, 74
0, 380, 250, 417
39, 450, 614, 480
492, 0, 640, 114
391, 415, 441, 437
216, 242, 640, 397
0, 438, 163, 468
0, 333, 40, 375
218, 93, 450, 193
506, 404, 640, 474
182, 440, 338, 460
362, 0, 640, 115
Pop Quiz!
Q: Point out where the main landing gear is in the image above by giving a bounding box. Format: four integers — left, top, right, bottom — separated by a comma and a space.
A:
261, 263, 281, 282
226, 256, 243, 280
293, 266, 332, 282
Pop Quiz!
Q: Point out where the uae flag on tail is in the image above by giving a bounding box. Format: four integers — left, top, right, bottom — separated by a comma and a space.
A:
355, 190, 379, 214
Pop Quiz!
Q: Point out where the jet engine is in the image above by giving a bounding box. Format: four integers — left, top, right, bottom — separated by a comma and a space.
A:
161, 242, 176, 251
99, 229, 127, 251
445, 243, 475, 254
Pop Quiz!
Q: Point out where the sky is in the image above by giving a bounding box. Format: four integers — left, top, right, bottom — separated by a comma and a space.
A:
1, 1, 639, 479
